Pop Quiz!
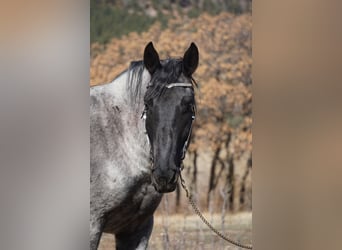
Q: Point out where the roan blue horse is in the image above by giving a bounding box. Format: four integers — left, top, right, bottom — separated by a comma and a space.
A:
90, 42, 199, 249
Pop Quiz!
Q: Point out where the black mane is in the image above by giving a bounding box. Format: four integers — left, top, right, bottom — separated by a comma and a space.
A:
126, 59, 197, 106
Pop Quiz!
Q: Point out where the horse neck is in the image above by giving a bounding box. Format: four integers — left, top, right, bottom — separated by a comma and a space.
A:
106, 69, 151, 172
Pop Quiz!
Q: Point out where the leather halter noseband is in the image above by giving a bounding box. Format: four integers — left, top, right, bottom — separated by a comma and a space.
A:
141, 83, 195, 167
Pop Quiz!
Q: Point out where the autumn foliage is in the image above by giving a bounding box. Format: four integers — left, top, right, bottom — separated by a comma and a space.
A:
91, 12, 252, 212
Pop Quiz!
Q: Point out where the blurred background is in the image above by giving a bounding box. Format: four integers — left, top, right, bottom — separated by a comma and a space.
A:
90, 1, 252, 248
2, 1, 341, 250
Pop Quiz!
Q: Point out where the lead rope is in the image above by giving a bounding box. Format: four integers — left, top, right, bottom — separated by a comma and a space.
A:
179, 171, 253, 249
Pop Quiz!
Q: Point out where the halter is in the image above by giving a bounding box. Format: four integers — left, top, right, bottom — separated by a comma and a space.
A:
141, 83, 195, 168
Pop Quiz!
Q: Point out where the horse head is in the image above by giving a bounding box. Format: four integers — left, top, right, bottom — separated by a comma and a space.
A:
142, 42, 199, 193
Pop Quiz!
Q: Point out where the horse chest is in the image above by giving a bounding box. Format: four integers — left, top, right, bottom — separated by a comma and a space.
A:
103, 180, 162, 234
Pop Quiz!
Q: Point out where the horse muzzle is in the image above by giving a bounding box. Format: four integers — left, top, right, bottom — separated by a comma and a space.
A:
151, 169, 179, 193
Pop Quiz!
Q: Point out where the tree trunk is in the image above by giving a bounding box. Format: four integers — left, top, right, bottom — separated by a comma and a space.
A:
227, 156, 235, 211
239, 154, 252, 210
192, 149, 198, 193
175, 182, 181, 212
207, 145, 221, 207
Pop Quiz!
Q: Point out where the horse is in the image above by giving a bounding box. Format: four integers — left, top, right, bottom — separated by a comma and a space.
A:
90, 42, 199, 250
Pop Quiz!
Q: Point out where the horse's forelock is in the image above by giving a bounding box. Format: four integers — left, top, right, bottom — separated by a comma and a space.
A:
144, 59, 185, 102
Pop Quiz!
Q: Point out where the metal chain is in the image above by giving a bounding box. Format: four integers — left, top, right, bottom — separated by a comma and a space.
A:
179, 172, 253, 249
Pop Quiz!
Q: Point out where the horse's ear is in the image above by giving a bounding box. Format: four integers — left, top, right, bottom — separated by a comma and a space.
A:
143, 42, 161, 75
183, 42, 199, 77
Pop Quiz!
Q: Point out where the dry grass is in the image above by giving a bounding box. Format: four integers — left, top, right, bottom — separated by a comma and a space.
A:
98, 212, 252, 250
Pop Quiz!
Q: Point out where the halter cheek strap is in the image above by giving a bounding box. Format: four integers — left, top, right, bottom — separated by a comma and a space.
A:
181, 113, 195, 160
141, 111, 150, 146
